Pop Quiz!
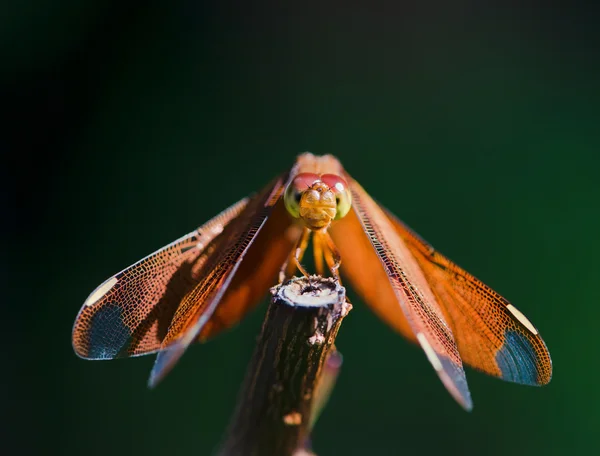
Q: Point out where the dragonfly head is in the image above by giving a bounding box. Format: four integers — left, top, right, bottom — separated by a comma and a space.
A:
284, 173, 352, 230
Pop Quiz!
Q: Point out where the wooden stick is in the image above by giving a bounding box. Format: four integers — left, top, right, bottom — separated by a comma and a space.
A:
218, 276, 351, 456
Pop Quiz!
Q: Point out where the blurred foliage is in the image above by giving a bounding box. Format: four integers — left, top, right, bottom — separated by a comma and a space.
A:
4, 1, 600, 455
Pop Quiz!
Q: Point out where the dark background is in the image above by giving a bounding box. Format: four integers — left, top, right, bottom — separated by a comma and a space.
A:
4, 1, 599, 455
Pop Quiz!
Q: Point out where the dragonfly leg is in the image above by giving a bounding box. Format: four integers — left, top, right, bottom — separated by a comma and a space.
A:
278, 255, 291, 283
322, 230, 342, 282
279, 227, 311, 282
294, 227, 312, 278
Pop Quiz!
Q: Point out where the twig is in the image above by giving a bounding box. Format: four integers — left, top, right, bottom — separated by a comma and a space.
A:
218, 276, 351, 456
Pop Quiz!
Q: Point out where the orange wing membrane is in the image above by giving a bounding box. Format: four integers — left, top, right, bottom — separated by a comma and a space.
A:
74, 152, 552, 408
72, 198, 248, 359
148, 170, 299, 387
384, 209, 552, 386
335, 177, 473, 410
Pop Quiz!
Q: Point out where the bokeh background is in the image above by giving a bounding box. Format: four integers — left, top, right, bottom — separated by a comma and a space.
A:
4, 1, 600, 455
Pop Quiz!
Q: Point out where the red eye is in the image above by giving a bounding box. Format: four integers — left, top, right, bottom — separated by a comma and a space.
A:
292, 173, 320, 191
320, 174, 348, 193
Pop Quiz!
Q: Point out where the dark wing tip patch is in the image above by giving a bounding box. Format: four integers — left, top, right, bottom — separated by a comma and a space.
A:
79, 304, 132, 359
496, 330, 552, 385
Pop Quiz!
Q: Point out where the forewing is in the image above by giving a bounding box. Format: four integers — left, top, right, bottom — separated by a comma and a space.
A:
384, 209, 552, 385
148, 171, 297, 387
334, 176, 473, 410
72, 198, 248, 359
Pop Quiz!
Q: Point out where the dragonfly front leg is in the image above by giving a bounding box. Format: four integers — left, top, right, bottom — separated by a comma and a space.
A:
294, 227, 312, 278
322, 230, 341, 282
279, 227, 312, 283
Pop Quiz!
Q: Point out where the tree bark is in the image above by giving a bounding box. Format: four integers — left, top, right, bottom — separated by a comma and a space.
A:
218, 276, 351, 456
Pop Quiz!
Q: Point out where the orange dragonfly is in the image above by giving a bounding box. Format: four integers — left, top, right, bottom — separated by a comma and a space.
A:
72, 153, 552, 410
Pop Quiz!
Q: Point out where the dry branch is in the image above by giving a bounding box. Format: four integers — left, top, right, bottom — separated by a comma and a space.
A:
218, 276, 351, 456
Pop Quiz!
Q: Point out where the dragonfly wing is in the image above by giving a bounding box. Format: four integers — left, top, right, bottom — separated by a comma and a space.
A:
384, 208, 552, 385
198, 198, 300, 341
332, 176, 472, 410
72, 198, 248, 359
329, 202, 417, 344
148, 170, 298, 388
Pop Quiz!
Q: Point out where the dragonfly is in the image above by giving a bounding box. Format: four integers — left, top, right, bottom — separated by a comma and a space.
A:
72, 153, 552, 410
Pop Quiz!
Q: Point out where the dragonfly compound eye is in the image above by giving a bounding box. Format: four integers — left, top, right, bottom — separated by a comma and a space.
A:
320, 174, 352, 219
284, 184, 302, 218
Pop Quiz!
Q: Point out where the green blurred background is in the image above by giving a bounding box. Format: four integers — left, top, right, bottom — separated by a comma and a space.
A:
4, 1, 599, 455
